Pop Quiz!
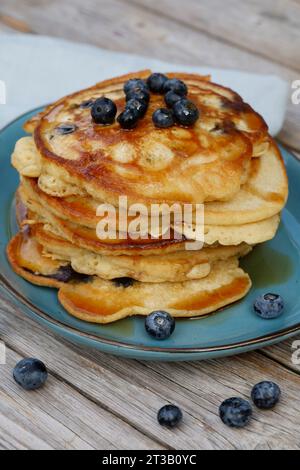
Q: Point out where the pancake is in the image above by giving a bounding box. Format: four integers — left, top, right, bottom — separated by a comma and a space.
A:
58, 257, 252, 324
18, 189, 189, 256
31, 223, 251, 283
19, 185, 280, 251
7, 69, 287, 325
7, 232, 67, 288
6, 233, 251, 323
19, 139, 287, 230
16, 71, 269, 207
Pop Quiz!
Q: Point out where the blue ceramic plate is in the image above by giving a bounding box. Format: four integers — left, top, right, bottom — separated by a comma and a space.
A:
0, 108, 299, 361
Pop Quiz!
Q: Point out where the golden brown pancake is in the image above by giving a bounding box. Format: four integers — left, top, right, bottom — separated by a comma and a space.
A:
58, 258, 251, 324
7, 232, 251, 324
31, 223, 251, 283
19, 186, 280, 251
19, 139, 287, 230
7, 70, 287, 325
17, 71, 269, 207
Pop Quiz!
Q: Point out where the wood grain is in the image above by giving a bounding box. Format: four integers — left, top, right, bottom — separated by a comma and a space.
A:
131, 0, 300, 71
0, 347, 163, 450
1, 298, 300, 450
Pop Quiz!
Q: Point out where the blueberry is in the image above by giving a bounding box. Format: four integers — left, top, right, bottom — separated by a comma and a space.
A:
145, 310, 175, 339
253, 293, 284, 319
126, 88, 150, 105
91, 97, 117, 124
55, 123, 77, 135
173, 99, 199, 126
126, 98, 148, 119
80, 99, 94, 109
13, 358, 48, 391
163, 78, 187, 96
251, 381, 281, 409
152, 108, 174, 128
124, 78, 148, 95
157, 404, 182, 428
113, 277, 135, 288
164, 91, 182, 107
117, 109, 139, 129
219, 397, 252, 428
49, 265, 91, 283
147, 73, 168, 93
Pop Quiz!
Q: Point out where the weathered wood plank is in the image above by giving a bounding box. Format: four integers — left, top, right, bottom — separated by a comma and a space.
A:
0, 0, 299, 150
0, 0, 296, 78
0, 344, 160, 450
1, 297, 300, 449
130, 0, 300, 71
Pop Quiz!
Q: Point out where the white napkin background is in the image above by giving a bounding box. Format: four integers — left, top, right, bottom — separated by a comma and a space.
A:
0, 34, 288, 135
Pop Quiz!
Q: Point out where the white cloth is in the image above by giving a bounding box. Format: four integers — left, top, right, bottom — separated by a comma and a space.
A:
0, 34, 288, 135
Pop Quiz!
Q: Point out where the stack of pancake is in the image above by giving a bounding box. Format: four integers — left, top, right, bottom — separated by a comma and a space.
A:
7, 71, 288, 323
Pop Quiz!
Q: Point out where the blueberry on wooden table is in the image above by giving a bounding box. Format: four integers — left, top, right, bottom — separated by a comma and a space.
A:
145, 311, 175, 339
251, 381, 281, 409
157, 404, 183, 428
253, 293, 284, 319
13, 358, 48, 391
219, 397, 252, 428
91, 97, 117, 124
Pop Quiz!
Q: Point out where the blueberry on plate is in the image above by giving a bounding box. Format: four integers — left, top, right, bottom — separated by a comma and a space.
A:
145, 310, 175, 339
219, 397, 252, 428
253, 293, 284, 319
124, 78, 148, 95
164, 90, 182, 107
91, 97, 117, 124
147, 73, 168, 93
251, 381, 281, 409
126, 87, 150, 105
55, 123, 78, 135
13, 358, 48, 391
126, 98, 148, 119
152, 108, 174, 128
173, 99, 200, 126
117, 109, 139, 129
157, 404, 183, 428
163, 78, 187, 96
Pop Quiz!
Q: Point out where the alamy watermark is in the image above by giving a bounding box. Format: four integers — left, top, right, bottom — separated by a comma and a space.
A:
0, 80, 6, 105
291, 80, 300, 105
96, 196, 205, 250
291, 340, 300, 367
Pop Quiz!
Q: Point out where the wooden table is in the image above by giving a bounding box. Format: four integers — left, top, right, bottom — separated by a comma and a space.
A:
0, 0, 300, 450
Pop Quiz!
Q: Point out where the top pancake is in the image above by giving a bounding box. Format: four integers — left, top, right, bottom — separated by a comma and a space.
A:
22, 70, 269, 207
18, 139, 287, 231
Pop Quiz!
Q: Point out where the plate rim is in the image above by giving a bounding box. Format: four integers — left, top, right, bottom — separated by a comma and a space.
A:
1, 106, 300, 355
